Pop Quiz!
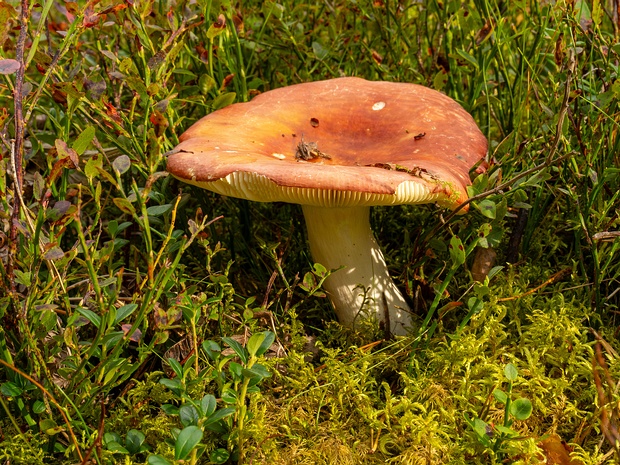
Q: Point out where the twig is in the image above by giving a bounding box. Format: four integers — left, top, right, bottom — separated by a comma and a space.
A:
593, 342, 620, 457
6, 0, 29, 318
497, 268, 571, 302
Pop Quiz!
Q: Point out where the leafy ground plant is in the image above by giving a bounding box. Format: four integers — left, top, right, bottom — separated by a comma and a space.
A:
465, 362, 534, 462
148, 331, 275, 464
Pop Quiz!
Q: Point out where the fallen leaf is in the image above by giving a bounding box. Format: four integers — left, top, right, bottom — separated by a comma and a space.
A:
537, 434, 583, 465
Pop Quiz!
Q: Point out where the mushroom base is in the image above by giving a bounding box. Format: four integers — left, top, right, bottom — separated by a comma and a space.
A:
301, 205, 412, 335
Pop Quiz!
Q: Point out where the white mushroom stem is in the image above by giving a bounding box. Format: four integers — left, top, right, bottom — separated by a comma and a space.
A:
301, 205, 412, 335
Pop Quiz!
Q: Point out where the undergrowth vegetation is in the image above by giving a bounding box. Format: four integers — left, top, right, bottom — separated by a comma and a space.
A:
1, 0, 619, 463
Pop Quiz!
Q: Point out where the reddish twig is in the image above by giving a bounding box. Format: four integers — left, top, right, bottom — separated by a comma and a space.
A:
5, 0, 29, 324
592, 341, 620, 456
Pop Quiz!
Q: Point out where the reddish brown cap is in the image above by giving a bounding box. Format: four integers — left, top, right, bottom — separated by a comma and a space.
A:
167, 77, 487, 208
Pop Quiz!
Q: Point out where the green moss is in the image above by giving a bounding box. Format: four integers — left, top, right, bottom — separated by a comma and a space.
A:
0, 430, 50, 464
229, 294, 614, 464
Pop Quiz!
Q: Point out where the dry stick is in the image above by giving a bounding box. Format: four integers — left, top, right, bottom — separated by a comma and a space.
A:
497, 267, 572, 302
7, 0, 29, 303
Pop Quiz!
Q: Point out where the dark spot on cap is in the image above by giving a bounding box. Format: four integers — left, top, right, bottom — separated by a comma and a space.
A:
310, 118, 319, 128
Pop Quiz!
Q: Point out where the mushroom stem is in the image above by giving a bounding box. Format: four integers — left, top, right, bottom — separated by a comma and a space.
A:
301, 205, 411, 335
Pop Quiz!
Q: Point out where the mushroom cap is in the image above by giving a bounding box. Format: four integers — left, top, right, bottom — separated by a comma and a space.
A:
167, 77, 487, 208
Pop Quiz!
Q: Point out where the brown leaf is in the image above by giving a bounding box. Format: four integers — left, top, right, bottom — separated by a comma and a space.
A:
471, 246, 497, 282
121, 324, 142, 343
48, 157, 77, 186
371, 50, 383, 65
104, 101, 123, 125
221, 73, 235, 90
54, 139, 80, 168
232, 12, 244, 34
0, 1, 17, 45
82, 4, 100, 28
476, 19, 496, 45
537, 434, 583, 465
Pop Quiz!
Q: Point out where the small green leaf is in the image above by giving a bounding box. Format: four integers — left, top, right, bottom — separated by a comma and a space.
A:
433, 69, 448, 90
72, 126, 96, 155
148, 454, 172, 465
179, 405, 200, 427
202, 340, 221, 361
167, 358, 184, 379
39, 418, 65, 436
84, 154, 103, 179
14, 270, 31, 287
448, 235, 466, 266
76, 307, 101, 328
493, 389, 508, 404
221, 387, 238, 404
161, 404, 179, 415
125, 429, 145, 455
229, 361, 243, 380
1, 382, 22, 396
455, 49, 479, 69
300, 271, 317, 292
504, 363, 518, 381
255, 331, 275, 357
104, 432, 122, 445
159, 378, 183, 395
495, 425, 518, 437
203, 407, 235, 429
476, 199, 496, 219
106, 441, 129, 453
201, 395, 217, 418
222, 337, 248, 364
33, 400, 46, 414
174, 425, 203, 460
113, 197, 136, 215
212, 92, 236, 110
313, 263, 328, 275
114, 304, 137, 324
198, 74, 216, 95
510, 398, 533, 420
467, 297, 483, 315
243, 363, 271, 383
210, 448, 230, 464
464, 415, 491, 447
246, 332, 266, 358
487, 266, 504, 280
146, 204, 172, 217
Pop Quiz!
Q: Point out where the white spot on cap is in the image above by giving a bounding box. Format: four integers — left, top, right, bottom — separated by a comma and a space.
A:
372, 101, 386, 111
272, 153, 286, 159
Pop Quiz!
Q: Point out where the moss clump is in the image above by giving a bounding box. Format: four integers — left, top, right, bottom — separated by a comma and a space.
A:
0, 430, 49, 464
237, 295, 612, 464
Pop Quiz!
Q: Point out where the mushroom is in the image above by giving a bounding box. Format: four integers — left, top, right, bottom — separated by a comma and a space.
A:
167, 77, 487, 335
